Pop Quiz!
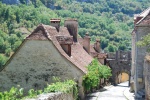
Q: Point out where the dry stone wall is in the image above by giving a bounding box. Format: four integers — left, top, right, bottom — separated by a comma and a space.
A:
25, 92, 74, 100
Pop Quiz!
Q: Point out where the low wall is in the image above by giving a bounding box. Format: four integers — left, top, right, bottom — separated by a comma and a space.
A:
25, 92, 74, 100
144, 55, 150, 100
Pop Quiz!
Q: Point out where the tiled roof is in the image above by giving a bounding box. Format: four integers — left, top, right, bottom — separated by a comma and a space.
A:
90, 45, 96, 52
90, 45, 107, 59
136, 8, 150, 25
78, 38, 107, 59
27, 24, 93, 73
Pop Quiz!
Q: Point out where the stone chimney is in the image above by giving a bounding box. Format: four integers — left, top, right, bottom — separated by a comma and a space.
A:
50, 19, 61, 31
94, 39, 101, 53
83, 32, 91, 54
64, 19, 78, 42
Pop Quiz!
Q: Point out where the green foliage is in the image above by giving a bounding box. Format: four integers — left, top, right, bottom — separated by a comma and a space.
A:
137, 34, 150, 52
0, 80, 78, 100
5, 48, 11, 57
0, 87, 24, 100
44, 80, 78, 99
107, 44, 117, 52
0, 55, 6, 68
82, 59, 112, 91
0, 0, 149, 69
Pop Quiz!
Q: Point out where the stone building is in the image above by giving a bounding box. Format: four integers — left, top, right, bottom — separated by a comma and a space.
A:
78, 33, 107, 65
144, 54, 150, 100
131, 8, 150, 98
107, 50, 131, 85
0, 19, 105, 99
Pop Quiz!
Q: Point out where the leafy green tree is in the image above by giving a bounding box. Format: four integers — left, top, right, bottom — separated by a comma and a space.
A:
12, 41, 22, 51
8, 34, 19, 45
0, 37, 4, 53
101, 38, 109, 49
82, 59, 112, 91
118, 43, 127, 51
5, 48, 11, 57
108, 44, 116, 52
0, 55, 6, 68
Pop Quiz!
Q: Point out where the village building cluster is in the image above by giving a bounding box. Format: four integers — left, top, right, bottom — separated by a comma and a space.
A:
0, 19, 107, 99
0, 6, 150, 99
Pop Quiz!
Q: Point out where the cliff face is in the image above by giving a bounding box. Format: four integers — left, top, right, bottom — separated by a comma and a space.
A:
2, 0, 20, 5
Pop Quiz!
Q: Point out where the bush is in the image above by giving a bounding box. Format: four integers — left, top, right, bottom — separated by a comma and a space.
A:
44, 80, 78, 99
82, 59, 112, 92
0, 80, 78, 100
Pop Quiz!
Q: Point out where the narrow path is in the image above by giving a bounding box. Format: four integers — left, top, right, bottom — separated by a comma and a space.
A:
86, 81, 130, 100
97, 82, 128, 100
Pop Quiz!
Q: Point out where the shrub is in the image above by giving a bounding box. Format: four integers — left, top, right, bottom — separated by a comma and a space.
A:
0, 80, 78, 100
82, 59, 112, 92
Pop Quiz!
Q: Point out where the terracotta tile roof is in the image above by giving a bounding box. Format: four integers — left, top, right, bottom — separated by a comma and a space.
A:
78, 38, 107, 60
78, 38, 84, 46
97, 53, 107, 59
27, 24, 93, 73
90, 45, 107, 59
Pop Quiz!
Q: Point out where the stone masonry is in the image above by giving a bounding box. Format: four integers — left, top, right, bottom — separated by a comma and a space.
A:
144, 55, 150, 100
107, 50, 131, 85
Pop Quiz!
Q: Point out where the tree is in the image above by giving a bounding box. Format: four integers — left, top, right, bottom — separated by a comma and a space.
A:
12, 41, 22, 51
108, 44, 116, 52
101, 38, 109, 50
0, 55, 6, 68
0, 37, 4, 53
118, 43, 126, 51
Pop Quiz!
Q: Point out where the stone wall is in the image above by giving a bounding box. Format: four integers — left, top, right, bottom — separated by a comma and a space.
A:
107, 51, 131, 60
144, 56, 150, 100
134, 26, 150, 91
25, 92, 74, 100
0, 40, 84, 98
107, 50, 131, 85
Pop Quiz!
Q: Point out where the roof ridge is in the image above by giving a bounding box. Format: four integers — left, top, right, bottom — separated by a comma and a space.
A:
136, 8, 150, 25
139, 7, 150, 16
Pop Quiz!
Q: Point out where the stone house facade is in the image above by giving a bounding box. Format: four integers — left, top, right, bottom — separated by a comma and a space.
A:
144, 54, 150, 100
0, 19, 105, 99
131, 8, 150, 98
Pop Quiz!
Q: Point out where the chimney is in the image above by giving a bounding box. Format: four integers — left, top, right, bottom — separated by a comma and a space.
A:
50, 19, 61, 31
83, 32, 91, 54
94, 39, 101, 53
64, 19, 78, 42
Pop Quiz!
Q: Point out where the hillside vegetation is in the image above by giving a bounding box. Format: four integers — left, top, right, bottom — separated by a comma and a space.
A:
0, 0, 150, 68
